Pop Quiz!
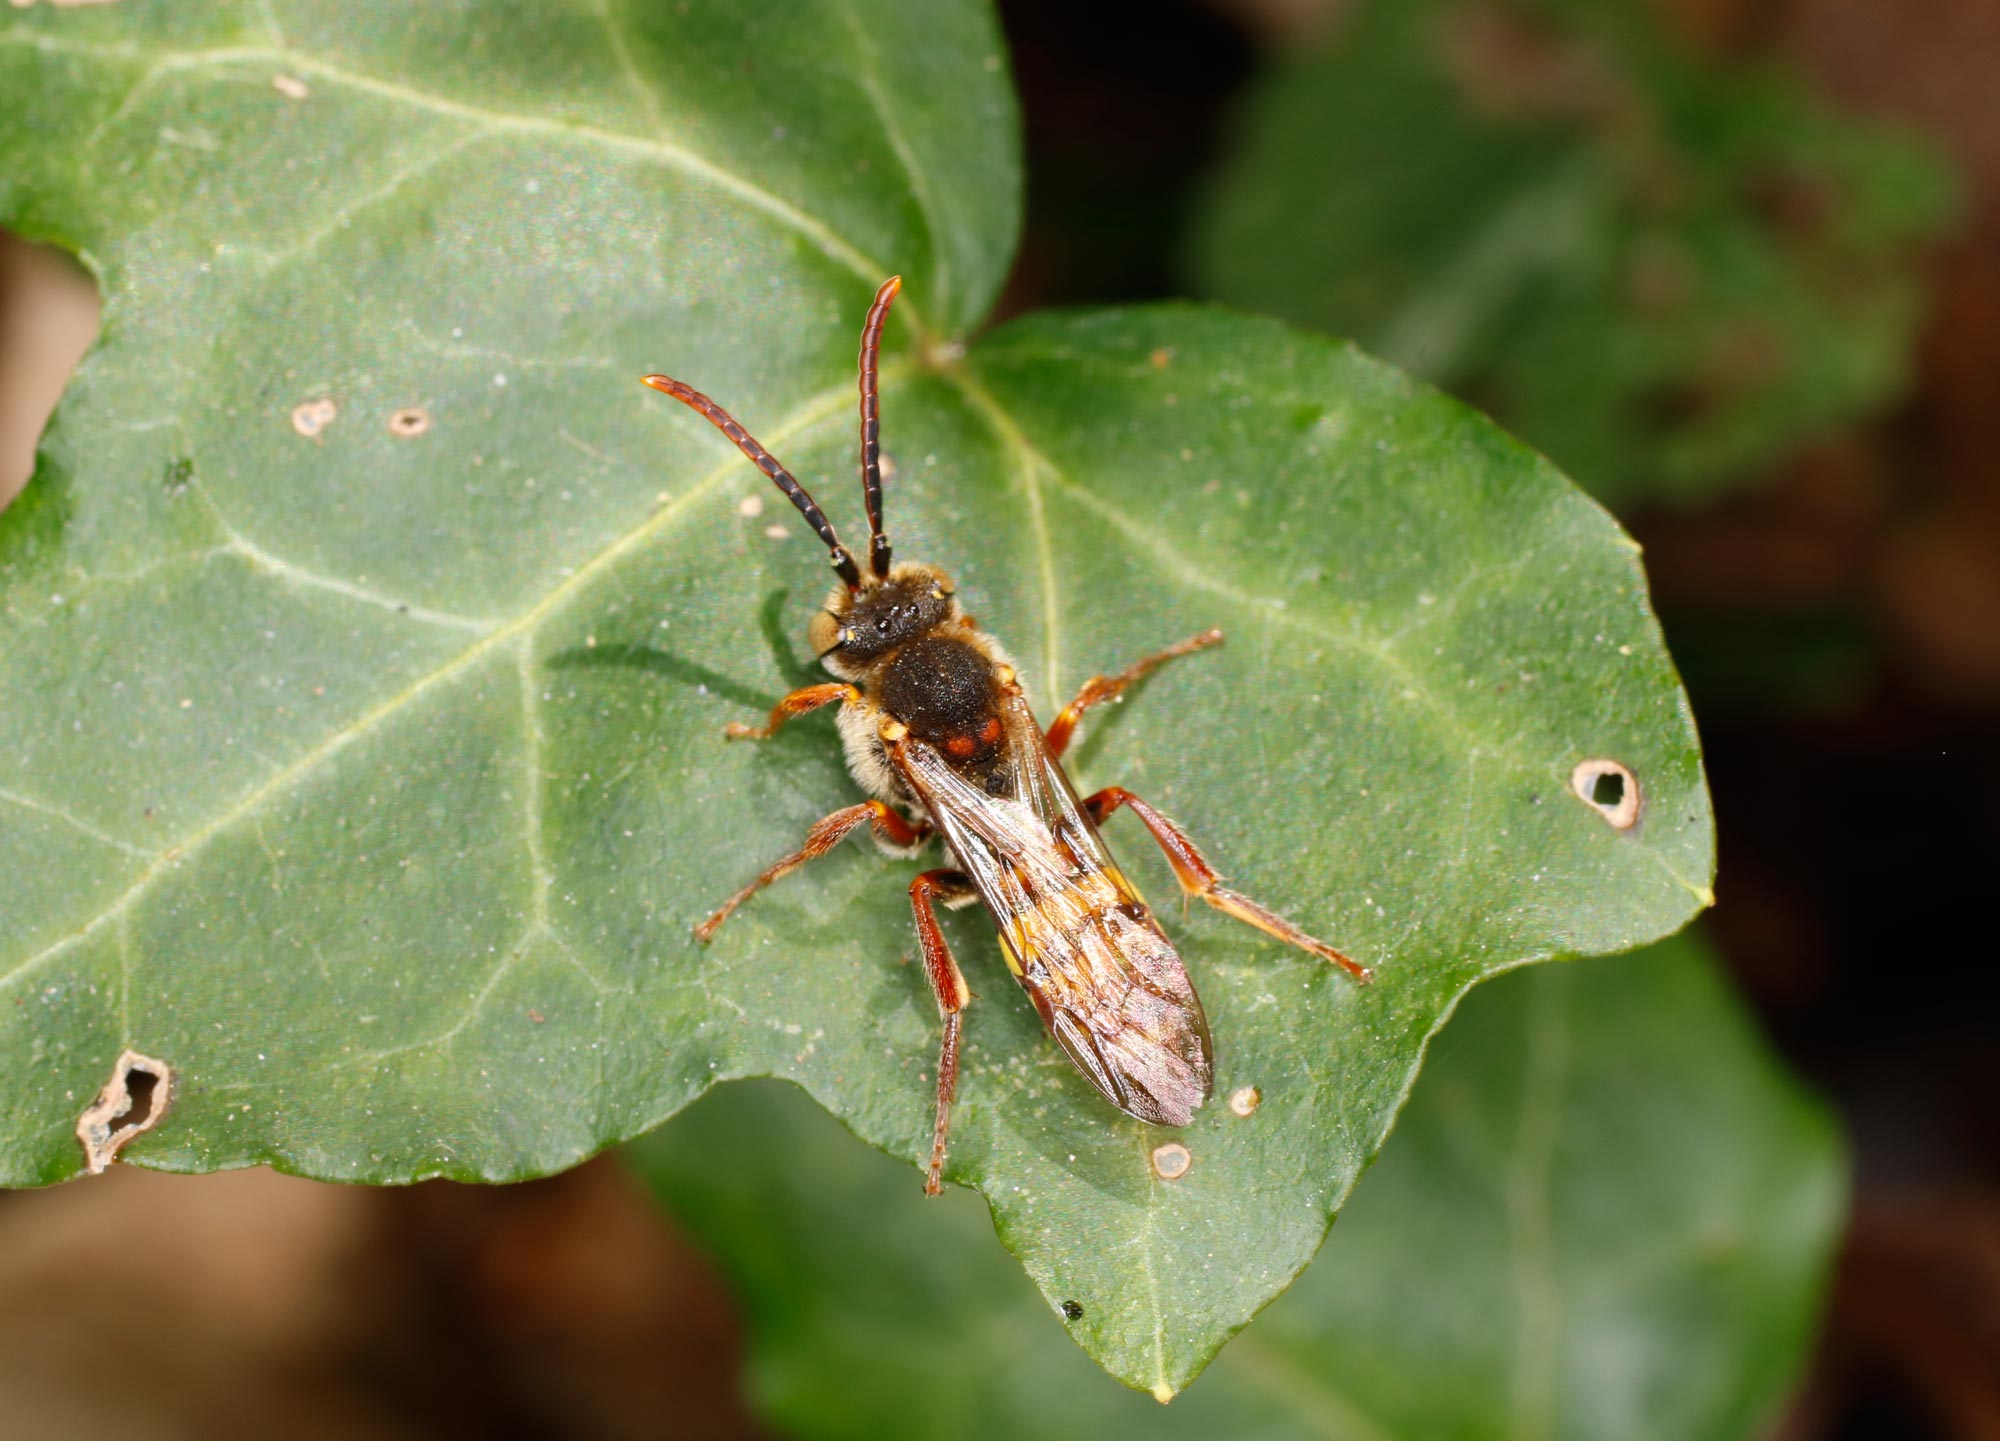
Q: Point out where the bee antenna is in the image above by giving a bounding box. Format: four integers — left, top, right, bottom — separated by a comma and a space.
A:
858, 275, 901, 579
641, 373, 863, 588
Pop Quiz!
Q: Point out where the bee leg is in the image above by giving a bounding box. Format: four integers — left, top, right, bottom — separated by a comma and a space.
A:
694, 801, 928, 941
1045, 629, 1223, 758
724, 682, 861, 740
1081, 787, 1372, 983
910, 868, 975, 1196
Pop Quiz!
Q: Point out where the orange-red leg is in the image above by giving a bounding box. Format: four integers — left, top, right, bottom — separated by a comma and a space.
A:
694, 801, 928, 942
1082, 786, 1372, 982
909, 868, 974, 1196
724, 682, 860, 740
1046, 629, 1224, 759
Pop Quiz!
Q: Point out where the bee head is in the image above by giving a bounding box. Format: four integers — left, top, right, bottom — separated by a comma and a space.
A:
810, 563, 957, 673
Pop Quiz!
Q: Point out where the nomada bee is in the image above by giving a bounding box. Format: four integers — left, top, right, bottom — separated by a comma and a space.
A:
642, 277, 1370, 1194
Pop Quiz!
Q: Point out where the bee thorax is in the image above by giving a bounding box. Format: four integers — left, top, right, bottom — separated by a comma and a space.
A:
878, 635, 1003, 764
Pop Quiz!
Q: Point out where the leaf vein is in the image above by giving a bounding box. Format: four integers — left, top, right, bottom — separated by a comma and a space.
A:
946, 372, 1063, 702
1135, 1122, 1171, 1401
253, 0, 287, 48
518, 641, 554, 930
245, 129, 488, 270
584, 0, 670, 142
833, 0, 948, 315
0, 785, 150, 859
188, 479, 498, 632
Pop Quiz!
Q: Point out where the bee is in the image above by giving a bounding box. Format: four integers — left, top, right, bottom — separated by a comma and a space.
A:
642, 277, 1370, 1194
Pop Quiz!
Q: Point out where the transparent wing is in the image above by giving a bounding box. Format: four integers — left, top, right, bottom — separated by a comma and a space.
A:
894, 691, 1213, 1124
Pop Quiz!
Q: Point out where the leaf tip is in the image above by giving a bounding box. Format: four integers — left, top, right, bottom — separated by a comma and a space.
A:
1151, 1381, 1177, 1405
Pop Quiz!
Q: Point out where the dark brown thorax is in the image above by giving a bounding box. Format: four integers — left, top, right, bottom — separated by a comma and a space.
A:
878, 635, 1005, 767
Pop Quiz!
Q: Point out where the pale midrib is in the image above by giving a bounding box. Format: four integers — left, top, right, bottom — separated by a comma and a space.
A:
0, 30, 938, 347
1135, 1126, 1171, 1400
0, 373, 871, 994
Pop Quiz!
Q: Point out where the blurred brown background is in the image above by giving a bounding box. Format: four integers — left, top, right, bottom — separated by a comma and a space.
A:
4, 0, 1997, 1436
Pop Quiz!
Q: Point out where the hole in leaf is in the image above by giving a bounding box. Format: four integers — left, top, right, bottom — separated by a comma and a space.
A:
0, 230, 102, 513
75, 1049, 174, 1175
121, 1067, 160, 1131
1571, 758, 1641, 830
1150, 1142, 1193, 1181
388, 405, 431, 438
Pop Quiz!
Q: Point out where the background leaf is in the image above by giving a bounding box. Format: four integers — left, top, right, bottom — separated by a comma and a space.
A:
1188, 0, 1956, 506
635, 933, 1844, 1438
2, 0, 1709, 1393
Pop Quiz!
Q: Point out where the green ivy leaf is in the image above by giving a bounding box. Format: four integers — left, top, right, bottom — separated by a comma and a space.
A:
1, 0, 1711, 1393
635, 935, 1842, 1434
1188, 0, 1957, 506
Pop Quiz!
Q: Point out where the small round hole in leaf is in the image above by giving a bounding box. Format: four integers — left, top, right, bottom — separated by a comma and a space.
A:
388, 406, 431, 438
1571, 759, 1641, 830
